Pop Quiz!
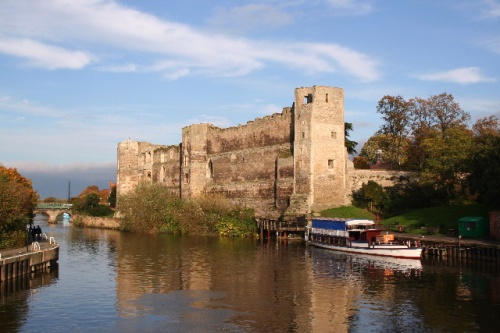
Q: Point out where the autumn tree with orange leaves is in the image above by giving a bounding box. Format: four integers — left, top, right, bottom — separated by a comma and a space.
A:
0, 165, 39, 248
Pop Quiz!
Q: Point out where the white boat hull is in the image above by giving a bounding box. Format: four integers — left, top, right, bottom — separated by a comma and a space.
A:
308, 240, 422, 259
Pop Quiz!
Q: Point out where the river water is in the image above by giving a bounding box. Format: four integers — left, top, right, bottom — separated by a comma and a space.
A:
1, 223, 499, 333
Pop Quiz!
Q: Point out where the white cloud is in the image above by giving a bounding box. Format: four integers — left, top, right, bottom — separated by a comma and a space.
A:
207, 4, 294, 34
0, 0, 380, 81
479, 0, 500, 19
326, 0, 373, 15
460, 97, 500, 115
482, 37, 500, 54
416, 67, 496, 84
0, 94, 66, 117
0, 37, 93, 69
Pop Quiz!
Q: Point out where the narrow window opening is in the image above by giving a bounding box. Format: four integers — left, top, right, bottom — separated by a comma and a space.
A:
302, 132, 305, 139
331, 131, 337, 139
303, 94, 313, 104
208, 160, 214, 178
328, 159, 334, 169
326, 93, 329, 103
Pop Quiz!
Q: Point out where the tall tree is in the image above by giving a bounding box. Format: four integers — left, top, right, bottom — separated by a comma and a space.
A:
472, 115, 500, 146
428, 93, 470, 136
376, 95, 410, 168
405, 93, 471, 172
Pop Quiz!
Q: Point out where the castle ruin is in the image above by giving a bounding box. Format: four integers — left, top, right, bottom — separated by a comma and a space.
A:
116, 85, 404, 219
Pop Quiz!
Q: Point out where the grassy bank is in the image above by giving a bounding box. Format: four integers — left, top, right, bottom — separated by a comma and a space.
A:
319, 204, 489, 236
381, 204, 489, 235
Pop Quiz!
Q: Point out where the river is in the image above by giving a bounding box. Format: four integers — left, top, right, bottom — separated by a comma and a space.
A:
1, 222, 499, 332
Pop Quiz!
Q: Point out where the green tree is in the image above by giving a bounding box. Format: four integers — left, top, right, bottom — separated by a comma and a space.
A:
85, 193, 100, 208
421, 127, 473, 203
468, 117, 500, 209
345, 122, 357, 155
118, 182, 255, 236
71, 188, 112, 217
359, 134, 391, 164
352, 181, 388, 215
406, 94, 470, 171
119, 182, 185, 233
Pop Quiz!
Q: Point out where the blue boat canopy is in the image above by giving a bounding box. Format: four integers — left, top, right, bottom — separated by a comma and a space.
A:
311, 218, 374, 230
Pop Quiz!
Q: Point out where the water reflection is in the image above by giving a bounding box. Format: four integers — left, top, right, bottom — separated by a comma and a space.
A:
1, 226, 499, 332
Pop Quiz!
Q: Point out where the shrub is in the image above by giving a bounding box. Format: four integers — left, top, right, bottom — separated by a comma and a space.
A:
117, 182, 256, 236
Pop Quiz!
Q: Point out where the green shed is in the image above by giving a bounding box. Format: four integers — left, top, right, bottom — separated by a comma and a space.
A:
458, 216, 488, 238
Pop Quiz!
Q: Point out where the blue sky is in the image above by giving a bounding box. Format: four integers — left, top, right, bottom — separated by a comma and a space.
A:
1, 0, 499, 197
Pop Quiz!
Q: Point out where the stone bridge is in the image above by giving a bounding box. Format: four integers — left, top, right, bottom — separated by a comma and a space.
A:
34, 203, 73, 223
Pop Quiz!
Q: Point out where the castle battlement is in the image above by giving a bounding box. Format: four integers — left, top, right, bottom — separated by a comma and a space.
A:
117, 86, 349, 219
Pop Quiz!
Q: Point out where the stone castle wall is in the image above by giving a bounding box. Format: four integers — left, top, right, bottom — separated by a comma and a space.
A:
116, 86, 404, 220
116, 140, 181, 204
180, 109, 295, 218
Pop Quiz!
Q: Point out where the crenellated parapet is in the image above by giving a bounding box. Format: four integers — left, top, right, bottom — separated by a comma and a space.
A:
116, 86, 398, 220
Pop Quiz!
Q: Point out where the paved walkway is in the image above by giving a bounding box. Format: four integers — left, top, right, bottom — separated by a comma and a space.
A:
0, 240, 55, 260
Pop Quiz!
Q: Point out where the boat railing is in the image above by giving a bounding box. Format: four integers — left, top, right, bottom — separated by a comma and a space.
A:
311, 228, 348, 237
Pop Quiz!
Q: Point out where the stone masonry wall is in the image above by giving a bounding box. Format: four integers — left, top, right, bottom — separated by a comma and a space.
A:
182, 108, 295, 218
152, 145, 182, 195
347, 169, 414, 203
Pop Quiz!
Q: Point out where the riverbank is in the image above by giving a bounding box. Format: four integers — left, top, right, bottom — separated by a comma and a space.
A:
72, 215, 120, 230
0, 240, 59, 282
397, 233, 500, 263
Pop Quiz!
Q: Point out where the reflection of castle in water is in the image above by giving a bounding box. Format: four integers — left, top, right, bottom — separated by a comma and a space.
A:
304, 247, 422, 332
112, 231, 423, 332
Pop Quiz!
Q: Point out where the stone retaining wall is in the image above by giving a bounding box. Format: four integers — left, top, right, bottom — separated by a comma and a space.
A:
75, 216, 121, 230
0, 245, 59, 282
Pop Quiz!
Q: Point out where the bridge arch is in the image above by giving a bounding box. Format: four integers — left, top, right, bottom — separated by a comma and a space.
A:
34, 203, 73, 223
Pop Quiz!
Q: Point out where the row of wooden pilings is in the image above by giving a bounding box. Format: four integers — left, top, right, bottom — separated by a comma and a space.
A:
256, 218, 306, 239
399, 235, 500, 263
0, 244, 59, 282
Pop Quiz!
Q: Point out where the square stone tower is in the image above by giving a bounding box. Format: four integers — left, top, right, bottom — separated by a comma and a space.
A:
181, 123, 210, 199
288, 86, 348, 215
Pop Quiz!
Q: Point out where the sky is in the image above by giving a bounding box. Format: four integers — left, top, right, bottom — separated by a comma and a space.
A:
1, 0, 499, 198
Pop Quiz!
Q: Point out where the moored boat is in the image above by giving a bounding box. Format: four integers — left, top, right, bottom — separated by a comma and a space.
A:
306, 217, 422, 259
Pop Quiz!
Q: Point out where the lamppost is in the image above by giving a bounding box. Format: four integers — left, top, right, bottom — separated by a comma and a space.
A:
26, 214, 34, 251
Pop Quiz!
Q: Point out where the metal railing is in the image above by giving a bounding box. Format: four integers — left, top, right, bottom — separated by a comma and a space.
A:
31, 242, 41, 251
36, 203, 73, 209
